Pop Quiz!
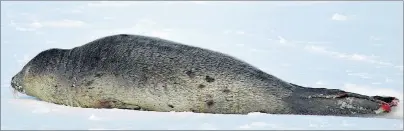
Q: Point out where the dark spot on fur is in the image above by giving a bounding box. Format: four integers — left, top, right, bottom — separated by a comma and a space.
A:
93, 56, 101, 61
98, 100, 114, 108
121, 105, 141, 110
174, 82, 179, 84
206, 100, 215, 107
259, 110, 266, 113
185, 70, 195, 78
102, 48, 109, 52
222, 88, 230, 93
190, 108, 197, 112
140, 74, 148, 82
95, 73, 103, 78
169, 57, 174, 60
71, 84, 75, 87
168, 104, 174, 108
132, 106, 141, 110
198, 84, 206, 88
90, 63, 97, 68
88, 87, 95, 89
225, 97, 232, 101
109, 58, 118, 63
205, 76, 215, 83
114, 72, 120, 77
54, 85, 58, 88
85, 80, 94, 86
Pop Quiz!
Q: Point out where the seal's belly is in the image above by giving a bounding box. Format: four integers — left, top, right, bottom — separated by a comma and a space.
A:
70, 72, 248, 113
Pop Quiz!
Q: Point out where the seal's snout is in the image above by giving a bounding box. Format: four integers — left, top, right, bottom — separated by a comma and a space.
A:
11, 76, 17, 89
11, 75, 24, 93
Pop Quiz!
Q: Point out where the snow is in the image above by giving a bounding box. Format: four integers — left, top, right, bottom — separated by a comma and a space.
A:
1, 1, 402, 130
1, 86, 402, 130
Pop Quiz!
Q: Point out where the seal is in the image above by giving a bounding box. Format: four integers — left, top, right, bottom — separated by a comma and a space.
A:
11, 34, 399, 117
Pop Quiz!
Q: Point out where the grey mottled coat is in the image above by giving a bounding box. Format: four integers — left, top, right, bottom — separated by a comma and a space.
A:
11, 34, 398, 117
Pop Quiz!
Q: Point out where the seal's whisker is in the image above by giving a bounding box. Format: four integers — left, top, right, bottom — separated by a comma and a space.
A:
11, 86, 19, 99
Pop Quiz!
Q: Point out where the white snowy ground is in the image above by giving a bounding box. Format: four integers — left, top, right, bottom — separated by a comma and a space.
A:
1, 1, 403, 130
1, 86, 403, 130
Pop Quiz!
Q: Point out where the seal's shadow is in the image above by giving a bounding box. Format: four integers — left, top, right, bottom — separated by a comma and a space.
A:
16, 94, 42, 101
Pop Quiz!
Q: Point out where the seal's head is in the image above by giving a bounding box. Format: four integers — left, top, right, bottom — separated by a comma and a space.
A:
11, 71, 25, 94
10, 57, 36, 96
10, 48, 68, 96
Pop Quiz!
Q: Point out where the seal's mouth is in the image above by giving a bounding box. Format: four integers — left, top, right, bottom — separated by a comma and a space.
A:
11, 76, 26, 98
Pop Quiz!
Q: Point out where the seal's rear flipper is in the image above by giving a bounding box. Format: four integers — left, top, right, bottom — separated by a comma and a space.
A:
371, 96, 400, 114
290, 83, 401, 115
292, 84, 399, 106
372, 96, 399, 106
307, 91, 400, 111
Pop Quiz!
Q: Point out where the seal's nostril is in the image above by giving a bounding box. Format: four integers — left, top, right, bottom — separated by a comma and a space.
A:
11, 76, 17, 89
11, 81, 15, 89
